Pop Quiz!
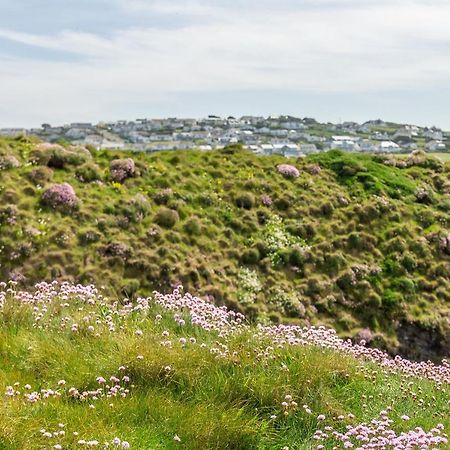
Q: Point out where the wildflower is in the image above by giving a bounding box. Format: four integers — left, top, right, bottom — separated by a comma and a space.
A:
41, 183, 78, 211
277, 164, 300, 178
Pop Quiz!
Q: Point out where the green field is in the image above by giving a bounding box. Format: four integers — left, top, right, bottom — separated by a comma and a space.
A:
429, 152, 450, 162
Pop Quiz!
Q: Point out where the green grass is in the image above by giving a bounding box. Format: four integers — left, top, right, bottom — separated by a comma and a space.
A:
0, 138, 450, 360
0, 287, 448, 449
429, 153, 450, 162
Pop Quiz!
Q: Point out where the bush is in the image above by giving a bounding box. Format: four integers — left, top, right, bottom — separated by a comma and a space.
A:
260, 194, 272, 206
76, 163, 102, 182
306, 164, 321, 175
78, 230, 101, 245
31, 143, 91, 168
26, 166, 53, 185
154, 208, 179, 228
277, 164, 300, 178
0, 154, 20, 170
235, 192, 255, 209
183, 216, 201, 235
382, 289, 403, 312
125, 194, 151, 222
152, 188, 173, 205
110, 158, 135, 182
240, 248, 261, 265
41, 183, 78, 212
274, 196, 292, 211
439, 232, 450, 254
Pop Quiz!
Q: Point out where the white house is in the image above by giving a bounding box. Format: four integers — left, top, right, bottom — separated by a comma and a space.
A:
299, 144, 318, 154
426, 140, 446, 152
379, 141, 401, 152
423, 129, 443, 141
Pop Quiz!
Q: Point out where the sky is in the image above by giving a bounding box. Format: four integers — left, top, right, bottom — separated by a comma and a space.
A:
0, 0, 449, 129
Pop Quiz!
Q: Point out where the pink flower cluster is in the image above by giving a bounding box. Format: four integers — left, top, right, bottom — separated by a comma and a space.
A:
314, 409, 448, 449
277, 164, 300, 178
260, 194, 273, 206
1, 282, 449, 386
41, 183, 78, 211
153, 287, 246, 337
110, 158, 135, 182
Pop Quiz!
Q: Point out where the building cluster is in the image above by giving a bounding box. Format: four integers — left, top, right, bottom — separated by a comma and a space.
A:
0, 115, 447, 157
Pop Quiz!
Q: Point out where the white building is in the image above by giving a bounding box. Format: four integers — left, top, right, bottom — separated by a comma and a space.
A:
379, 141, 401, 152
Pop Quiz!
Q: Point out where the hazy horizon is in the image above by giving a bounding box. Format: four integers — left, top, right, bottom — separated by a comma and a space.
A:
1, 0, 449, 129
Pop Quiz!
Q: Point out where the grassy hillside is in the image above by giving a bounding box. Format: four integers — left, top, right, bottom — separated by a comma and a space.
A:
1, 136, 450, 359
0, 282, 449, 449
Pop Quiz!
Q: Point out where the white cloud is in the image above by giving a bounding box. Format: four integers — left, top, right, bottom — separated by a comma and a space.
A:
0, 0, 449, 126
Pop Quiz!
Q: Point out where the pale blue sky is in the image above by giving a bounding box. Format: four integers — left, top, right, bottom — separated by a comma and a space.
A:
0, 0, 449, 128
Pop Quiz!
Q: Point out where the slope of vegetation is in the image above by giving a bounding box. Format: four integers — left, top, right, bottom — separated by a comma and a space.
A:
0, 137, 450, 359
0, 282, 449, 449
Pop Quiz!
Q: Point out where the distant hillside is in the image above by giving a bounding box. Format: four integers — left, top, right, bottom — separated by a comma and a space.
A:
1, 136, 449, 359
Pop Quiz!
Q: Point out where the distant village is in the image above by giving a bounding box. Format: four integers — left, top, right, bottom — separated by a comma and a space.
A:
1, 115, 448, 157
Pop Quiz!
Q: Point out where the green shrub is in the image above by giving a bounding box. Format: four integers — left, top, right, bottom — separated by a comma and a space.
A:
235, 192, 255, 209
382, 289, 403, 312
183, 216, 202, 235
152, 188, 173, 205
76, 162, 102, 182
31, 144, 91, 168
26, 166, 53, 185
154, 208, 180, 228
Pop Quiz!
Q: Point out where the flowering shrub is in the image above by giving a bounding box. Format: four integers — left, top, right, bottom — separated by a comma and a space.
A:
277, 164, 300, 178
263, 214, 307, 265
260, 194, 273, 206
41, 183, 78, 212
306, 164, 321, 175
355, 327, 374, 345
0, 205, 17, 226
439, 233, 450, 254
0, 154, 20, 170
152, 188, 173, 205
26, 166, 53, 185
237, 267, 262, 305
110, 158, 135, 182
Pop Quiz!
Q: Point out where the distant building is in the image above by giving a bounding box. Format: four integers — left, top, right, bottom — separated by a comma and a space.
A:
0, 128, 27, 137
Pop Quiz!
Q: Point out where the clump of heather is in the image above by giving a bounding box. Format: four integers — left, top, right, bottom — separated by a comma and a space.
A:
0, 154, 20, 170
260, 194, 273, 206
41, 183, 79, 212
355, 327, 374, 345
307, 164, 321, 175
277, 164, 300, 178
110, 158, 135, 182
